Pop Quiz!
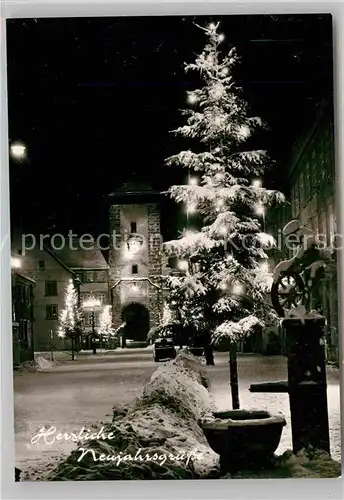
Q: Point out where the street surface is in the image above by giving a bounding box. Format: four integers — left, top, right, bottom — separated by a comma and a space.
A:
14, 349, 341, 472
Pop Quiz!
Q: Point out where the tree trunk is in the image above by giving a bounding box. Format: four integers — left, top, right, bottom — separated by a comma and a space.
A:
71, 337, 75, 361
229, 342, 240, 409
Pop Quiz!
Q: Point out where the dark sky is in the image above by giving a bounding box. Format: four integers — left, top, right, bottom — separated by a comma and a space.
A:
6, 14, 333, 238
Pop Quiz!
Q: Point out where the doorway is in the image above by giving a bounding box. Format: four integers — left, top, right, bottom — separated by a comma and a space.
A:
121, 302, 150, 342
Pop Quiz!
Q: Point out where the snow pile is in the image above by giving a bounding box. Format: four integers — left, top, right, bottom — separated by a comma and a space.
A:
15, 354, 58, 373
38, 352, 219, 481
224, 449, 341, 479
34, 354, 58, 371
275, 449, 341, 478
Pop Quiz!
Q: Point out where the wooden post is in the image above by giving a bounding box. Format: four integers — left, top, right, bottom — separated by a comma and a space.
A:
283, 317, 330, 454
229, 342, 240, 410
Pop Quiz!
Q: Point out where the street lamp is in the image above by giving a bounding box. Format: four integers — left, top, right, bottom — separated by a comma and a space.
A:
11, 257, 21, 269
10, 142, 27, 161
82, 295, 101, 354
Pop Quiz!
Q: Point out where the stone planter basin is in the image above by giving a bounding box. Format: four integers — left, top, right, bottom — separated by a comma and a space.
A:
201, 410, 286, 472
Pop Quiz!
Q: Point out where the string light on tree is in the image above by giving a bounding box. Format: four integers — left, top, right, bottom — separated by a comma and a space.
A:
186, 203, 197, 214
215, 199, 224, 211
220, 282, 228, 291
218, 33, 225, 42
254, 203, 265, 216
232, 282, 245, 296
188, 177, 198, 186
252, 178, 262, 188
178, 259, 189, 272
187, 93, 198, 105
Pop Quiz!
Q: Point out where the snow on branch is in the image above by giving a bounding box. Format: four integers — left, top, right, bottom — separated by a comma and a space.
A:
165, 150, 217, 171
164, 231, 219, 257
212, 315, 263, 344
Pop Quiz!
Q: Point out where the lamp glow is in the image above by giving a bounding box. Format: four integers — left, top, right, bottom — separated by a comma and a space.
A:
187, 93, 198, 105
188, 177, 198, 186
187, 203, 196, 214
178, 259, 189, 272
252, 178, 262, 188
10, 142, 26, 160
255, 203, 265, 216
215, 199, 224, 212
83, 296, 101, 309
11, 257, 21, 269
232, 283, 244, 296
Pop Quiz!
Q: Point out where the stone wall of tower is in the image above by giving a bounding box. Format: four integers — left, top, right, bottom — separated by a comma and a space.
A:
108, 201, 163, 333
147, 204, 163, 328
109, 205, 122, 329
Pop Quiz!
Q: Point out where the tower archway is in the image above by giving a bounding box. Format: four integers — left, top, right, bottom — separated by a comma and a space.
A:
121, 302, 150, 342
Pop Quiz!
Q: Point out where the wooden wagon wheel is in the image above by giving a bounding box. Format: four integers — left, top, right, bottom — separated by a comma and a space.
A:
271, 271, 305, 317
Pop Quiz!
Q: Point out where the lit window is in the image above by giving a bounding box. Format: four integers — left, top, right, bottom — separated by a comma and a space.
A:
46, 304, 58, 320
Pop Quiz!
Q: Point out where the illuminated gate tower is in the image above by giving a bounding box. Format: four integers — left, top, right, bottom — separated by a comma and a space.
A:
108, 183, 163, 341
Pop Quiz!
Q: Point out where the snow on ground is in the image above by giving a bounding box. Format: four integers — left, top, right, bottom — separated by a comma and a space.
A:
14, 350, 341, 479
14, 349, 156, 475
31, 353, 219, 480
205, 353, 341, 462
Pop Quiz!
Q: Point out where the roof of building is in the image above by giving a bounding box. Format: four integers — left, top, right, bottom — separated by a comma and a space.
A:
108, 181, 161, 204
52, 240, 108, 270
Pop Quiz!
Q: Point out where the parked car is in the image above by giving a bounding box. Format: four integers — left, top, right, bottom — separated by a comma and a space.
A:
153, 337, 177, 362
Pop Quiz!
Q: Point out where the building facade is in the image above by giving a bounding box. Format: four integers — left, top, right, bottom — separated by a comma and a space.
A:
11, 265, 35, 366
267, 101, 338, 361
55, 239, 109, 348
108, 184, 164, 342
11, 231, 81, 352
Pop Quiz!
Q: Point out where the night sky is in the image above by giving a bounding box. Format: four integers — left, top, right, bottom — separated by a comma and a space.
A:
6, 14, 333, 239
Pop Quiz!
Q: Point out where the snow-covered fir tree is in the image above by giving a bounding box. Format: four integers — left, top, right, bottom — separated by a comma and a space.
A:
98, 305, 115, 343
58, 279, 82, 360
164, 22, 284, 407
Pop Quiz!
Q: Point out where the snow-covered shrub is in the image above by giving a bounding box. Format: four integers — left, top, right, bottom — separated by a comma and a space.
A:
38, 352, 219, 481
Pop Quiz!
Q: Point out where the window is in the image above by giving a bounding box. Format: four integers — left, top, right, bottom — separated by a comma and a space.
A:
130, 222, 137, 234
38, 260, 45, 270
46, 304, 58, 320
95, 271, 106, 282
132, 264, 138, 275
98, 293, 107, 304
84, 271, 94, 283
45, 281, 57, 296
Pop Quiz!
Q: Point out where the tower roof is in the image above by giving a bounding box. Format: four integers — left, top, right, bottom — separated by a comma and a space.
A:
108, 181, 162, 204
